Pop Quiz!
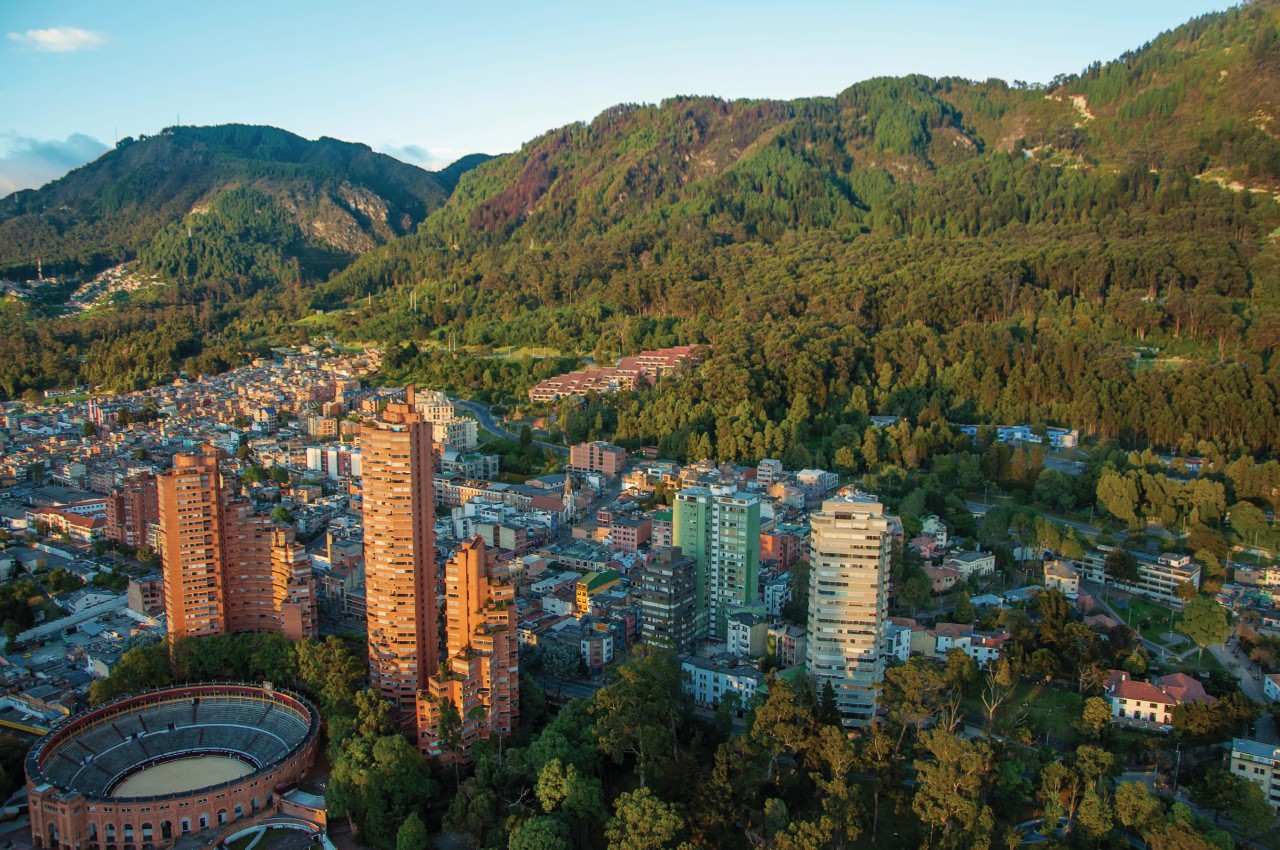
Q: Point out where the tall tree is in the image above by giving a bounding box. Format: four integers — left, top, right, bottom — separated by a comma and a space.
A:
1178, 596, 1230, 667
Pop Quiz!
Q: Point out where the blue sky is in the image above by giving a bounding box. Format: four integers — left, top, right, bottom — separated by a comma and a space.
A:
0, 0, 1235, 194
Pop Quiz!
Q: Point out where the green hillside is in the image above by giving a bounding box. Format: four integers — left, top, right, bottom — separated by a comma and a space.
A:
0, 124, 481, 279
0, 125, 488, 392
313, 1, 1280, 460
4, 3, 1280, 463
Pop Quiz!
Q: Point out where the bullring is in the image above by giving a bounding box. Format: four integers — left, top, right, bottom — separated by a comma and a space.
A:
25, 682, 320, 850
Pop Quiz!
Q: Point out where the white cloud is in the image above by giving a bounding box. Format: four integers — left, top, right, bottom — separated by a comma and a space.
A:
7, 27, 106, 53
0, 133, 109, 197
377, 142, 460, 171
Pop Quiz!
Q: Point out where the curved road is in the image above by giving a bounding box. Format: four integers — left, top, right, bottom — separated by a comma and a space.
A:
451, 398, 568, 456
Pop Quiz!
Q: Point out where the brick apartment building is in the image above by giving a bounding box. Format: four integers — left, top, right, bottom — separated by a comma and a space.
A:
417, 538, 519, 765
158, 447, 317, 644
569, 441, 628, 477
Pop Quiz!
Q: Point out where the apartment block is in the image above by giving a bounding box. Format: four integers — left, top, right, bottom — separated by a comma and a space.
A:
569, 441, 628, 477
1231, 739, 1280, 810
638, 547, 698, 653
673, 486, 761, 640
105, 473, 159, 549
158, 446, 317, 644
1074, 549, 1201, 606
417, 538, 519, 765
362, 390, 438, 714
806, 495, 890, 728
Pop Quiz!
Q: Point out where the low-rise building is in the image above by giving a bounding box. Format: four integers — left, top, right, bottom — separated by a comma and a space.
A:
1105, 670, 1214, 731
682, 655, 766, 709
569, 442, 627, 477
1265, 674, 1280, 703
770, 624, 808, 670
576, 570, 621, 612
1230, 738, 1280, 810
726, 611, 768, 658
1044, 560, 1080, 596
1075, 549, 1201, 606
883, 618, 913, 663
945, 551, 995, 579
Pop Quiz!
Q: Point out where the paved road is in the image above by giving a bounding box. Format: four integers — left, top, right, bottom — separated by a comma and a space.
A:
536, 675, 603, 702
963, 500, 1123, 541
451, 398, 569, 456
1210, 639, 1278, 743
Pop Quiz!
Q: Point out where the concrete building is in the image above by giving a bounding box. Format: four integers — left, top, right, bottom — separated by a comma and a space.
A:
158, 447, 317, 643
763, 573, 792, 617
576, 570, 621, 612
638, 547, 698, 654
1231, 738, 1280, 810
569, 441, 627, 477
771, 623, 808, 670
673, 486, 761, 639
883, 618, 913, 663
682, 655, 766, 709
945, 551, 996, 579
1044, 560, 1080, 596
726, 611, 768, 658
756, 459, 784, 488
127, 574, 163, 616
806, 495, 890, 728
417, 538, 519, 764
362, 390, 438, 714
1074, 549, 1201, 606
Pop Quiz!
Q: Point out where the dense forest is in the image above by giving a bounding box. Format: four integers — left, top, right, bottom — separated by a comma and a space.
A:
0, 125, 488, 394
322, 0, 1280, 464
3, 3, 1280, 464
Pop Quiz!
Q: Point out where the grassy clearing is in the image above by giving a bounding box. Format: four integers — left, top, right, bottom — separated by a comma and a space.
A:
1116, 597, 1182, 646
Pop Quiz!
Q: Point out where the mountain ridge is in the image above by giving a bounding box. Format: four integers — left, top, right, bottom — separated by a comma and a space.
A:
0, 123, 490, 279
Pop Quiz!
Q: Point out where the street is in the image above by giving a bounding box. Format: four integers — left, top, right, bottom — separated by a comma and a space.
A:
450, 397, 569, 456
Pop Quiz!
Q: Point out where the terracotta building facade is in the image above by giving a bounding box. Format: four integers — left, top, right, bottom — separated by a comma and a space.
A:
362, 390, 439, 713
105, 473, 159, 549
158, 446, 317, 644
416, 537, 519, 765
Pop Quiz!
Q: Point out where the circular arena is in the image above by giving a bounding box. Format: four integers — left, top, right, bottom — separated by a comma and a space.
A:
26, 683, 321, 850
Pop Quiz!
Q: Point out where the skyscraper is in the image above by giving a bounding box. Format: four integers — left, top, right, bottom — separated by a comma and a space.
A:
158, 446, 317, 644
158, 448, 225, 641
806, 495, 890, 728
362, 388, 438, 714
673, 486, 761, 639
417, 537, 518, 764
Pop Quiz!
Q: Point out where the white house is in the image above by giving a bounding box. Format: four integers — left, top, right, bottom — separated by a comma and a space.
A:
682, 656, 766, 709
945, 551, 995, 579
1265, 673, 1280, 703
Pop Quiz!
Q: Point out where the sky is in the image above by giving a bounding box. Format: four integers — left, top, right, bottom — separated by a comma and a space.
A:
0, 0, 1237, 195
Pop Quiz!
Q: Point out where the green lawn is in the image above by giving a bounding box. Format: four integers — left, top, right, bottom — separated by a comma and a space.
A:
1117, 597, 1183, 646
1013, 682, 1083, 733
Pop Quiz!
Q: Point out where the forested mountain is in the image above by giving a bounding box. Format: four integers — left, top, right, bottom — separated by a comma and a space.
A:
316, 0, 1280, 460
0, 125, 487, 394
5, 3, 1280, 464
0, 123, 480, 279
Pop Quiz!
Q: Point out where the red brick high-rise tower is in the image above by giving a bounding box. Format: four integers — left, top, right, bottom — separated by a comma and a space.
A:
417, 537, 519, 764
158, 446, 317, 644
361, 388, 438, 714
